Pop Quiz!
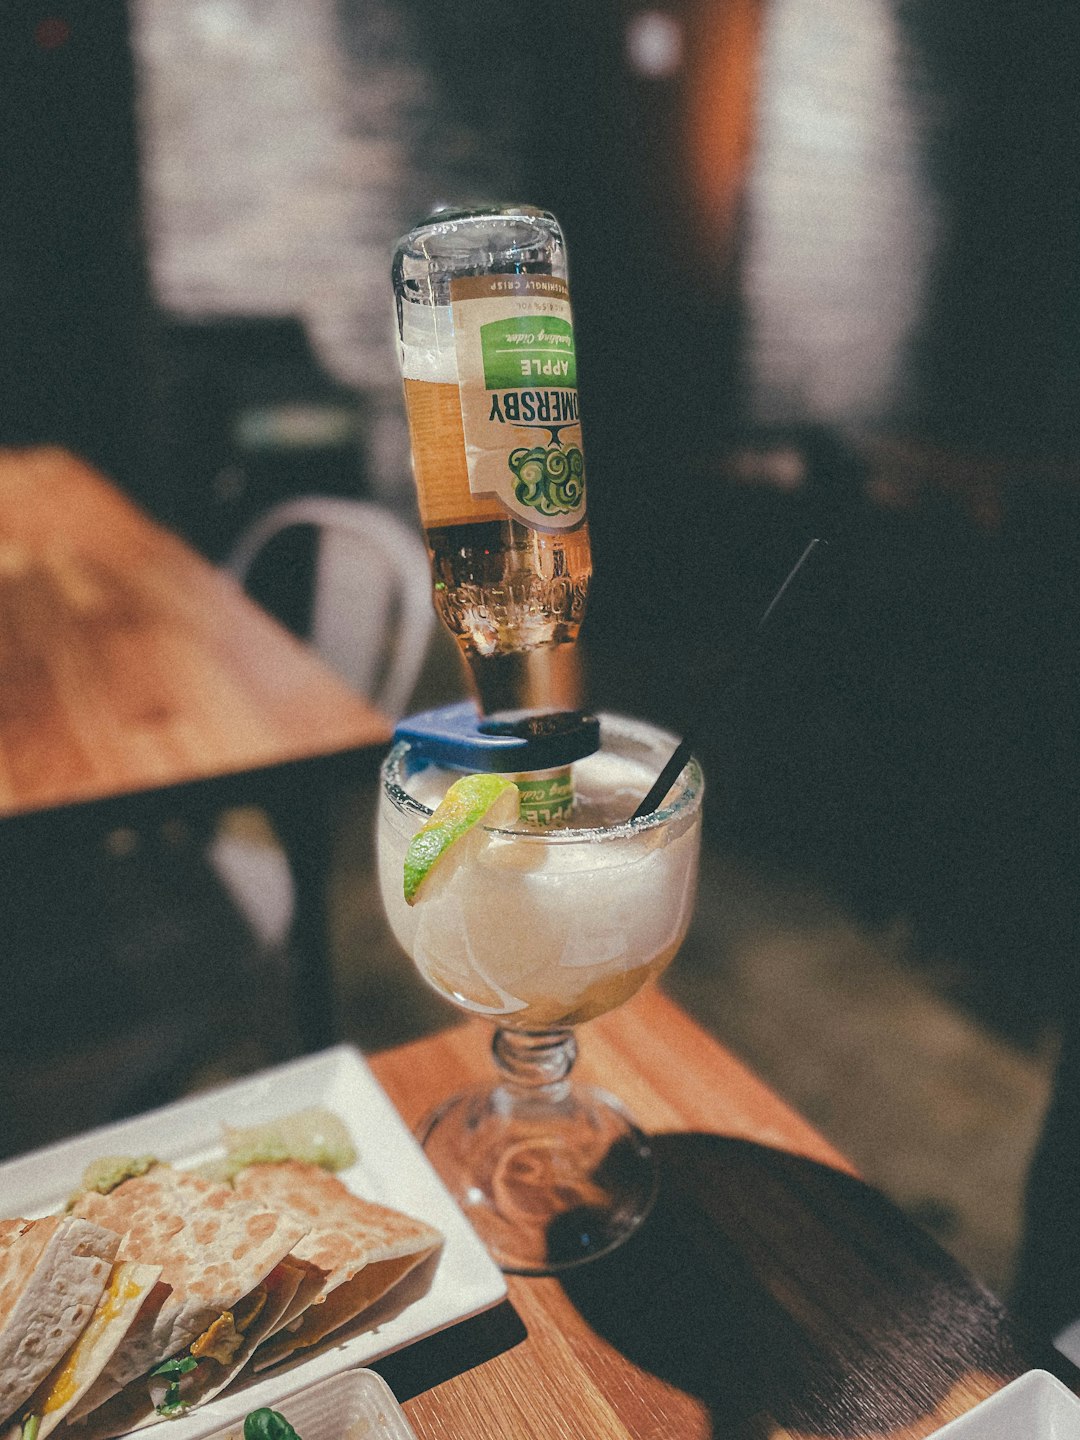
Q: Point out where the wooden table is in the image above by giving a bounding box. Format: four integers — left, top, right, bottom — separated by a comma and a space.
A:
369, 988, 1070, 1440
0, 446, 391, 1051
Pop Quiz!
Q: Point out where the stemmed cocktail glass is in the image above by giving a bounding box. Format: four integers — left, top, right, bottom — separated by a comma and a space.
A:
377, 713, 703, 1274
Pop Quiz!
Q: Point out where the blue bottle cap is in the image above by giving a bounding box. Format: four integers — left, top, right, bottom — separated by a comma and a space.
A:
392, 702, 600, 773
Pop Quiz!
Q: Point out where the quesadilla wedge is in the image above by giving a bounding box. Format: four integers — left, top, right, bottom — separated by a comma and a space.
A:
229, 1161, 442, 1370
65, 1256, 309, 1440
4, 1260, 161, 1440
0, 1216, 121, 1428
65, 1163, 308, 1427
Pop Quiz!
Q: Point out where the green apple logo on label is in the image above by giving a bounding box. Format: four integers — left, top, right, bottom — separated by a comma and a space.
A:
508, 443, 585, 518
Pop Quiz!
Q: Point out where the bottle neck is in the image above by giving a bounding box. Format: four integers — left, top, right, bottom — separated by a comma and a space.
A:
466, 641, 584, 716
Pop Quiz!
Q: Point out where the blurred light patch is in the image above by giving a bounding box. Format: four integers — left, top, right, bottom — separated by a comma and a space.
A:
34, 16, 72, 49
233, 402, 359, 451
625, 10, 683, 79
729, 445, 806, 492
191, 1, 246, 46
740, 0, 939, 430
683, 0, 763, 259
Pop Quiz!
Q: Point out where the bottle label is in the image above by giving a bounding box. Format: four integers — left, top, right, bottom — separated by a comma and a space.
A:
451, 274, 586, 533
514, 768, 575, 826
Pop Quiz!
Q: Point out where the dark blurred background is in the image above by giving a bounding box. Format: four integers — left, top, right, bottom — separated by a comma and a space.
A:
4, 0, 1077, 1041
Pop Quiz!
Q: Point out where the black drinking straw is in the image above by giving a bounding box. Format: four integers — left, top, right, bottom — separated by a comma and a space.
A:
630, 538, 826, 821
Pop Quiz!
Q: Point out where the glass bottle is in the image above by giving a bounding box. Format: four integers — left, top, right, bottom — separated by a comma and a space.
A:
392, 205, 592, 724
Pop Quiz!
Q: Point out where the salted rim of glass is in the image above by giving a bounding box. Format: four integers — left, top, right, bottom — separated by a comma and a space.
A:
380, 720, 704, 843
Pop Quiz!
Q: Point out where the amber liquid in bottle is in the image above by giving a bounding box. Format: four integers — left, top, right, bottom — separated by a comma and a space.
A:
427, 519, 591, 713
402, 375, 592, 715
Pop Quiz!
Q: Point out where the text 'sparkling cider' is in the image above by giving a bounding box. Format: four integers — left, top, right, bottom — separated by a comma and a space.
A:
392, 207, 592, 823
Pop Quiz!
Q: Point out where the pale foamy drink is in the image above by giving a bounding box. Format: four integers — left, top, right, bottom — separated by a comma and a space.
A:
378, 717, 702, 1030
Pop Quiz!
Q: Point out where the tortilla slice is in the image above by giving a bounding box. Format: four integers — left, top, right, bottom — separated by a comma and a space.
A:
67, 1164, 308, 1400
229, 1161, 442, 1369
244, 1255, 326, 1342
67, 1257, 307, 1440
0, 1216, 121, 1427
9, 1261, 161, 1440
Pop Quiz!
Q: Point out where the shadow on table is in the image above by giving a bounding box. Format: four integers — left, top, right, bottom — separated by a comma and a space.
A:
558, 1133, 1044, 1437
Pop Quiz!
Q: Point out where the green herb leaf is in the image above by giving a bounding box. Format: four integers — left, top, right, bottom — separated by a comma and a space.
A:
151, 1354, 199, 1415
243, 1408, 303, 1440
155, 1393, 189, 1418
150, 1356, 199, 1379
21, 1415, 41, 1440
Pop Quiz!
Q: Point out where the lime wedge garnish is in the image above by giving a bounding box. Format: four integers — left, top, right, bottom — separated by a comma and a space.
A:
403, 773, 520, 906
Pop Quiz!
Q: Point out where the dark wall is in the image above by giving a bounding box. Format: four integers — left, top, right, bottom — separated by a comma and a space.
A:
404, 0, 741, 473
900, 0, 1080, 456
0, 0, 159, 506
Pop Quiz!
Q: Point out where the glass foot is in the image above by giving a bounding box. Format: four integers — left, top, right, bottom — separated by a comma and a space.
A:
417, 1077, 658, 1274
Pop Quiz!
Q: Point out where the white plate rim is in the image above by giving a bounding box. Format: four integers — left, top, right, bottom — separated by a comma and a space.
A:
0, 1044, 507, 1440
928, 1368, 1080, 1436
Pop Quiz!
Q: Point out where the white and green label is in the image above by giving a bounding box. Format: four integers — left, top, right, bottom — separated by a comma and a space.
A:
480, 315, 577, 389
451, 274, 586, 532
514, 768, 575, 826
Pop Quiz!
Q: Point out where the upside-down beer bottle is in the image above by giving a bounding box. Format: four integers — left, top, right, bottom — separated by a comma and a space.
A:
392, 206, 592, 733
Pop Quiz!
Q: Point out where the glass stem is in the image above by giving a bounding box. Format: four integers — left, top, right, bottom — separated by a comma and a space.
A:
491, 1027, 577, 1103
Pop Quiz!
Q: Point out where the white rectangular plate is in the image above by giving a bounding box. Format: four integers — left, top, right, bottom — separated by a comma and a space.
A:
0, 1044, 506, 1440
928, 1370, 1080, 1438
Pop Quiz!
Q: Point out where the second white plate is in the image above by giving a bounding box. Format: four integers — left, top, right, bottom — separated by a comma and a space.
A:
198, 1368, 418, 1440
928, 1370, 1080, 1438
